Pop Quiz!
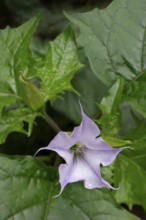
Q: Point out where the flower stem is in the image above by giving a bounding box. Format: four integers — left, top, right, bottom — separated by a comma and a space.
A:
41, 110, 62, 167
42, 111, 61, 133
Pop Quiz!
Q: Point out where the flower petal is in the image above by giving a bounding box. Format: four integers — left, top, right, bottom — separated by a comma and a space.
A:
71, 105, 100, 144
58, 156, 113, 195
83, 138, 124, 166
36, 131, 74, 163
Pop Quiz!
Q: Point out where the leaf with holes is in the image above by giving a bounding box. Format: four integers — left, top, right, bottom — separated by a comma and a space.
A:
0, 155, 139, 220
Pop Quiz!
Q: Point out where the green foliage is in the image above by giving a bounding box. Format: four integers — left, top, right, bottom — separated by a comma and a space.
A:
0, 108, 37, 144
0, 1, 146, 219
65, 0, 146, 119
0, 14, 40, 113
124, 79, 146, 118
0, 155, 139, 220
35, 26, 83, 102
65, 0, 146, 86
0, 14, 41, 144
98, 78, 123, 135
53, 64, 107, 123
0, 16, 81, 144
113, 155, 146, 212
65, 4, 146, 215
95, 78, 131, 147
124, 120, 146, 171
109, 117, 146, 211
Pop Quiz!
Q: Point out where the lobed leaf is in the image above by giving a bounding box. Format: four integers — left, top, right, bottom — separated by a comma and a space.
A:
35, 26, 83, 102
65, 0, 146, 86
0, 108, 38, 144
0, 14, 41, 102
0, 17, 82, 144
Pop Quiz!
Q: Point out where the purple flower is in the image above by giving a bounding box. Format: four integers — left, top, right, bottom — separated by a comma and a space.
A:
36, 105, 123, 195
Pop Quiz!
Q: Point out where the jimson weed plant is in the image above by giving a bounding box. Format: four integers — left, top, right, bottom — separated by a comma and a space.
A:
0, 0, 146, 219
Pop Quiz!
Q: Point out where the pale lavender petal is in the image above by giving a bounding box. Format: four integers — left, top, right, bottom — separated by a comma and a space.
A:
58, 161, 74, 195
85, 137, 117, 150
58, 157, 113, 194
36, 131, 74, 163
83, 138, 124, 166
71, 105, 100, 144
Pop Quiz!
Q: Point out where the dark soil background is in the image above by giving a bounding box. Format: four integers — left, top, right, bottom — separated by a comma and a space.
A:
0, 0, 145, 219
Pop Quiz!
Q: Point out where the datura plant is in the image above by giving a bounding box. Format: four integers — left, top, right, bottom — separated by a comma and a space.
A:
0, 0, 146, 219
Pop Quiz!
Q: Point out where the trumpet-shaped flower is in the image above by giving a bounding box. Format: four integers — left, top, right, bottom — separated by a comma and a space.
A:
36, 106, 124, 195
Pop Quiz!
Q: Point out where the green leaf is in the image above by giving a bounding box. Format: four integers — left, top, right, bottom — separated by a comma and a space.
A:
98, 78, 123, 136
0, 17, 82, 144
0, 14, 41, 100
0, 14, 41, 143
100, 78, 123, 116
53, 64, 107, 123
0, 89, 18, 116
124, 120, 146, 170
35, 26, 83, 102
0, 108, 37, 144
124, 79, 146, 118
103, 116, 146, 210
113, 154, 146, 212
0, 155, 139, 220
97, 78, 132, 148
102, 136, 132, 147
65, 0, 146, 86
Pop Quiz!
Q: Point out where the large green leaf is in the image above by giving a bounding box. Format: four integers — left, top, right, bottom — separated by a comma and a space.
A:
65, 0, 146, 86
35, 26, 83, 102
0, 155, 139, 220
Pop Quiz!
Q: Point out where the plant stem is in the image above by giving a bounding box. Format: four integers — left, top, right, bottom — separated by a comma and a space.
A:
42, 111, 61, 133
41, 110, 62, 167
